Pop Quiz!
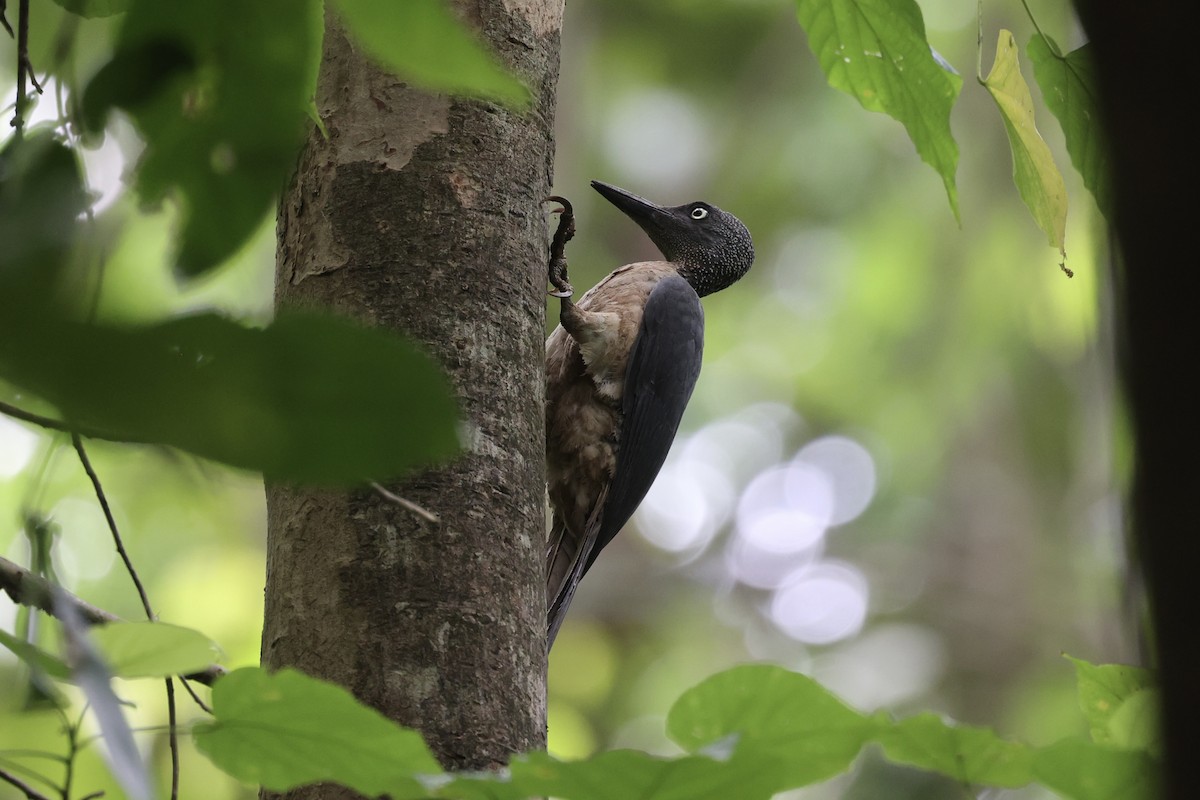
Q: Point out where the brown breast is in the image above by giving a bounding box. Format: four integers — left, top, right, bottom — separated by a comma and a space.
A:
545, 261, 681, 536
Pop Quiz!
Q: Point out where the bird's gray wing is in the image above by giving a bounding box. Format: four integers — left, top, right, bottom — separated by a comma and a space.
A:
547, 275, 704, 646
588, 275, 704, 570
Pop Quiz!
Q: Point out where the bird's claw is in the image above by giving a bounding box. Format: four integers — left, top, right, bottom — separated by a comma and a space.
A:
548, 255, 574, 297
545, 195, 574, 217
545, 195, 576, 299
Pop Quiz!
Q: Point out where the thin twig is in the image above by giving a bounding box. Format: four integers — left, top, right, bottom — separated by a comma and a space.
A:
0, 752, 65, 764
69, 435, 181, 797
165, 677, 179, 800
0, 400, 114, 442
0, 402, 73, 434
75, 725, 179, 752
179, 676, 213, 715
61, 705, 82, 800
24, 55, 43, 93
0, 766, 53, 800
1, 0, 13, 38
71, 436, 154, 619
77, 792, 106, 800
370, 482, 440, 524
11, 0, 30, 133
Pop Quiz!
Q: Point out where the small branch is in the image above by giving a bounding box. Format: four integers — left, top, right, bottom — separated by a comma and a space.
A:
23, 55, 43, 94
371, 482, 440, 524
0, 400, 115, 442
1, 0, 13, 38
0, 767, 53, 800
11, 0, 30, 133
179, 676, 213, 715
71, 435, 154, 619
70, 435, 180, 794
0, 555, 227, 686
165, 677, 179, 800
61, 705, 80, 800
975, 0, 984, 84
0, 401, 73, 434
1, 555, 119, 626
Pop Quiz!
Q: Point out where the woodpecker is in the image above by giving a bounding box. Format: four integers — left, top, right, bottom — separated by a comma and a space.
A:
544, 181, 754, 647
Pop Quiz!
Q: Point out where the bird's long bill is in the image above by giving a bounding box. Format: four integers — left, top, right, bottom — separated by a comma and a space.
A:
591, 180, 673, 233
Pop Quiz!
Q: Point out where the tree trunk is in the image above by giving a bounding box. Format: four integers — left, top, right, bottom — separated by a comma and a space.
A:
260, 0, 560, 788
1078, 2, 1199, 797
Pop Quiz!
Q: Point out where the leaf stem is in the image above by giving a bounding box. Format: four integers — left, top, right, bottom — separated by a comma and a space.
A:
976, 0, 984, 83
1017, 0, 1060, 57
70, 435, 182, 799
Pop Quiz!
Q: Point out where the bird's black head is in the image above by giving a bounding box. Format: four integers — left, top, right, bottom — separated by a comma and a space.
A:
591, 180, 754, 297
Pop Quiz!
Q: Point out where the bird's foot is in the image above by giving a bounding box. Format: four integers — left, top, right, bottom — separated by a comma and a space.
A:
545, 195, 575, 298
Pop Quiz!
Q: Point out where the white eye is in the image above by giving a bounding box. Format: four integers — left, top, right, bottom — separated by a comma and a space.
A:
691, 207, 708, 219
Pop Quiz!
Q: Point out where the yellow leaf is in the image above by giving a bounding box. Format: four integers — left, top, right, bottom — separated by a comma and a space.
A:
984, 30, 1069, 262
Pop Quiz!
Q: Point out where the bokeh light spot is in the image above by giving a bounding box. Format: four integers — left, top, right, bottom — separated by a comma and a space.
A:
795, 435, 876, 526
0, 417, 39, 479
725, 533, 821, 590
548, 621, 619, 708
637, 457, 732, 556
547, 702, 598, 760
770, 561, 868, 644
48, 498, 119, 582
738, 462, 832, 554
603, 89, 710, 191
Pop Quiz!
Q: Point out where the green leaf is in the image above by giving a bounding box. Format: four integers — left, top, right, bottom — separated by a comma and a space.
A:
0, 311, 459, 484
193, 667, 442, 796
1033, 738, 1157, 800
331, 0, 528, 107
795, 0, 962, 218
0, 129, 88, 301
48, 0, 129, 18
982, 30, 1068, 259
1106, 689, 1160, 755
82, 0, 321, 275
0, 628, 71, 679
80, 40, 197, 133
509, 749, 781, 800
666, 664, 873, 789
433, 772, 528, 800
88, 622, 220, 678
874, 713, 1034, 787
1066, 656, 1156, 745
1028, 36, 1110, 216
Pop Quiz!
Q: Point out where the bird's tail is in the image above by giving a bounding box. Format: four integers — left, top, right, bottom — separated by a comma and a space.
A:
546, 490, 607, 649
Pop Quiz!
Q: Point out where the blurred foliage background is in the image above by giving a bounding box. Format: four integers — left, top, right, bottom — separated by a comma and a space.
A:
1, 0, 1126, 797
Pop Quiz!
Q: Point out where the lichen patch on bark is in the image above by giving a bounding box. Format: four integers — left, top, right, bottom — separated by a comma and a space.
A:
317, 15, 452, 173
502, 0, 564, 36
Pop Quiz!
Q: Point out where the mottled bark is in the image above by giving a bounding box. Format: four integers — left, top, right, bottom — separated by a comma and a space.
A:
261, 0, 560, 789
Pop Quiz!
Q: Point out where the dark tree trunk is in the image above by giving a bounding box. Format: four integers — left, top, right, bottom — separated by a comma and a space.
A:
260, 1, 560, 789
1078, 2, 1199, 797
